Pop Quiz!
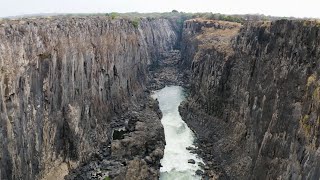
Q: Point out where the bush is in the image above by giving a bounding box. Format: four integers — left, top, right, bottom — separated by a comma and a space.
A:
131, 19, 139, 28
110, 12, 117, 20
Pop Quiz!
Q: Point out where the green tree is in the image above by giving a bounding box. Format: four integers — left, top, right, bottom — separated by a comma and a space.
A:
131, 19, 139, 28
110, 12, 118, 20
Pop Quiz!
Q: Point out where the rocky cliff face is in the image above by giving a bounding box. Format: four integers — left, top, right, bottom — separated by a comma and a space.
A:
0, 16, 178, 180
3, 14, 320, 180
180, 19, 320, 179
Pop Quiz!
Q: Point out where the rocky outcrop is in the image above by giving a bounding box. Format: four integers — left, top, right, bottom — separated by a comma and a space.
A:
65, 98, 165, 180
148, 50, 186, 90
0, 16, 178, 180
180, 19, 320, 179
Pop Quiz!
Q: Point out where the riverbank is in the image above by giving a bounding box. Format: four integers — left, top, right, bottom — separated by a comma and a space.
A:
63, 49, 186, 179
65, 97, 164, 179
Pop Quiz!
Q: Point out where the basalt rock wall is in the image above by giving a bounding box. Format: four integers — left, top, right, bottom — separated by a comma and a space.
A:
180, 19, 320, 179
0, 17, 178, 180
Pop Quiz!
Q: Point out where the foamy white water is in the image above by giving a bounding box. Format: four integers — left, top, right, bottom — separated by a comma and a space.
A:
152, 86, 203, 180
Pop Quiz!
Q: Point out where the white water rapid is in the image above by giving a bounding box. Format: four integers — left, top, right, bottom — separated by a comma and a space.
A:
152, 86, 204, 180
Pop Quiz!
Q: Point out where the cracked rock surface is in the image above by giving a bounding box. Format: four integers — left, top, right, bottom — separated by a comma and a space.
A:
0, 16, 178, 180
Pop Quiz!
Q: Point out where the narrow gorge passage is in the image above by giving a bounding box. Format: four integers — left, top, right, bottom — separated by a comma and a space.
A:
152, 86, 204, 180
3, 14, 320, 180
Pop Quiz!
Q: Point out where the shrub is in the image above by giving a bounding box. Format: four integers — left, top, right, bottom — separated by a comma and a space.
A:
110, 12, 117, 20
131, 19, 139, 28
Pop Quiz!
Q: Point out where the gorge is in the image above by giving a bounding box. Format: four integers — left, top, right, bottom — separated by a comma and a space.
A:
1, 14, 320, 180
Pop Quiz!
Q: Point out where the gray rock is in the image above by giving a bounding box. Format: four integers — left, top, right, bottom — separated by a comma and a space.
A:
186, 146, 196, 151
198, 162, 205, 169
0, 16, 179, 180
195, 170, 204, 176
180, 19, 320, 179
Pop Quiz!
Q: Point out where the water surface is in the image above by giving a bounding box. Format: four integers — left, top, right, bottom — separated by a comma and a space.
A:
152, 86, 203, 180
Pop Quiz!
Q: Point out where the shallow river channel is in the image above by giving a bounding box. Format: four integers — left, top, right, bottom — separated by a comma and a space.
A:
152, 86, 204, 180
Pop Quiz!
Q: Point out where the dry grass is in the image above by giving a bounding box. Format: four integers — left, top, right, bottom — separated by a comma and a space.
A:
186, 18, 241, 28
307, 74, 317, 87
189, 19, 241, 57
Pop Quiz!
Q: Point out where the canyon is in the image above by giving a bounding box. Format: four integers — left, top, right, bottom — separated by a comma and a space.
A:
1, 14, 320, 180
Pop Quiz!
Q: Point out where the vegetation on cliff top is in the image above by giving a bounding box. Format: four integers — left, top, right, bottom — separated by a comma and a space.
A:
1, 11, 309, 25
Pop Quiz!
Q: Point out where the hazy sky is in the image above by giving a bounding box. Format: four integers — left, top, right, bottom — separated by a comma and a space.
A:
0, 0, 319, 18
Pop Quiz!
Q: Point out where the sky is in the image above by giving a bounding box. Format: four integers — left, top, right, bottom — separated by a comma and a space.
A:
0, 0, 319, 18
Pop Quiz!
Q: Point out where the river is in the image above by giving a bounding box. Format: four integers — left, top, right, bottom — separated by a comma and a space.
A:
152, 86, 204, 180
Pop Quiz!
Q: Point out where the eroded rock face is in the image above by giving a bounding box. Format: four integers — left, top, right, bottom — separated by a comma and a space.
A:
0, 16, 178, 180
180, 19, 320, 179
65, 98, 165, 180
3, 15, 320, 180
